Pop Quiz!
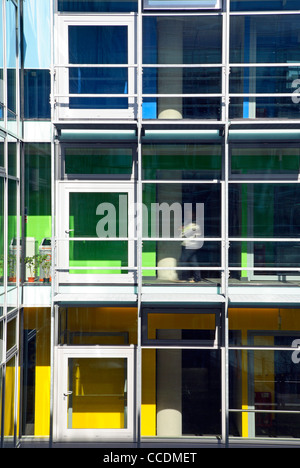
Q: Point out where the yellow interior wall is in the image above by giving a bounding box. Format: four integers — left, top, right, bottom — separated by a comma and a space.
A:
24, 307, 51, 437
65, 308, 137, 429
67, 307, 138, 345
229, 308, 300, 437
71, 357, 126, 429
3, 358, 15, 437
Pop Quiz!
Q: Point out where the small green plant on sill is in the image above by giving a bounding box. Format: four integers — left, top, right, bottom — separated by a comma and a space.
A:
24, 254, 39, 281
40, 254, 51, 282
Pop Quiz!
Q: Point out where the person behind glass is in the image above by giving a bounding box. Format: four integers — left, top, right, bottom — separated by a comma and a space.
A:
179, 216, 203, 283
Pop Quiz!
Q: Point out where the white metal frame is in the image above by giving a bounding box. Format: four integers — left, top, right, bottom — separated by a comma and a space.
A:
54, 14, 137, 120
53, 346, 135, 442
56, 181, 136, 284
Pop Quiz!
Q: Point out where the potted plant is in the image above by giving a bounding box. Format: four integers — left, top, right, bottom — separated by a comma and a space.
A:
24, 255, 38, 282
8, 252, 16, 282
0, 254, 4, 283
40, 253, 51, 283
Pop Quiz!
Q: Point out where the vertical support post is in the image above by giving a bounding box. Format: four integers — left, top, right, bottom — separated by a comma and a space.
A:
49, 0, 55, 449
136, 0, 143, 448
221, 0, 230, 448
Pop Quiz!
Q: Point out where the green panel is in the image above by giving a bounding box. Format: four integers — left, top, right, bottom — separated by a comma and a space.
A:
65, 147, 132, 175
231, 147, 300, 175
69, 192, 128, 274
142, 144, 221, 180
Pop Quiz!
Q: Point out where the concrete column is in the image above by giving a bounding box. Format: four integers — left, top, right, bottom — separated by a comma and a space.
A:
156, 330, 182, 436
157, 19, 183, 119
156, 181, 181, 281
156, 19, 183, 280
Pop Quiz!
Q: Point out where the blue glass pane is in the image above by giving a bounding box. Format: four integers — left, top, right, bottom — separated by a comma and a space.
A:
68, 26, 128, 109
143, 16, 222, 65
230, 16, 300, 63
58, 0, 138, 12
24, 69, 51, 119
231, 0, 300, 11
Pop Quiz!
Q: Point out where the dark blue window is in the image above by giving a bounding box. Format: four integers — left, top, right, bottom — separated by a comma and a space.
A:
68, 25, 128, 109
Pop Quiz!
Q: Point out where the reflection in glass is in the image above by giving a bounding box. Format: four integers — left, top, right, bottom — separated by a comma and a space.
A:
65, 147, 132, 176
231, 146, 300, 176
8, 180, 17, 285
142, 144, 222, 180
58, 0, 138, 12
230, 15, 300, 64
230, 0, 300, 11
229, 347, 300, 438
3, 356, 16, 446
68, 25, 128, 109
229, 183, 300, 238
58, 307, 138, 346
67, 357, 127, 429
142, 349, 221, 437
143, 16, 222, 65
23, 70, 51, 119
229, 308, 300, 347
230, 97, 300, 120
22, 308, 51, 437
7, 318, 17, 352
143, 309, 217, 344
6, 1, 17, 117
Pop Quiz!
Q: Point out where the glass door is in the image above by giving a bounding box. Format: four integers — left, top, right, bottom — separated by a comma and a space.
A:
55, 14, 136, 120
54, 347, 135, 441
57, 182, 135, 283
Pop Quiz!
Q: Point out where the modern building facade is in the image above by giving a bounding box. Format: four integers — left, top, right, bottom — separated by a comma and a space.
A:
1, 0, 300, 448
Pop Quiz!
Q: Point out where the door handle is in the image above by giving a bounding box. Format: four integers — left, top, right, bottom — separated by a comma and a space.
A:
65, 229, 74, 235
63, 391, 73, 400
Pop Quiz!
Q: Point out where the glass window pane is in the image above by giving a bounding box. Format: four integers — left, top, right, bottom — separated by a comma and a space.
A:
230, 0, 300, 11
22, 308, 51, 437
68, 25, 128, 109
58, 0, 138, 12
64, 147, 133, 176
23, 70, 51, 120
230, 97, 300, 120
229, 183, 300, 238
142, 349, 221, 437
143, 309, 217, 343
230, 15, 300, 64
0, 137, 3, 167
6, 1, 17, 116
229, 348, 300, 438
229, 308, 300, 346
231, 146, 300, 176
67, 357, 127, 429
8, 140, 17, 177
6, 317, 17, 351
142, 183, 221, 238
58, 307, 137, 345
142, 144, 222, 180
143, 16, 222, 65
3, 356, 16, 446
8, 180, 17, 284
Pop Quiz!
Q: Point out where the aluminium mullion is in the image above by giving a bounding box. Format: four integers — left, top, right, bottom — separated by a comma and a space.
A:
136, 0, 143, 448
49, 0, 55, 449
230, 10, 300, 15
222, 0, 230, 448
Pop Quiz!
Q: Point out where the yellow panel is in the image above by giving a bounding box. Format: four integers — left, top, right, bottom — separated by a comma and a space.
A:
141, 349, 156, 436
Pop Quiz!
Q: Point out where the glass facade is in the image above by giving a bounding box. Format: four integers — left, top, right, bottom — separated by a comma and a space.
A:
1, 0, 300, 449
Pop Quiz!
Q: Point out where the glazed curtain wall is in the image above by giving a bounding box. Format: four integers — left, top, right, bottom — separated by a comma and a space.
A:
21, 306, 300, 439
